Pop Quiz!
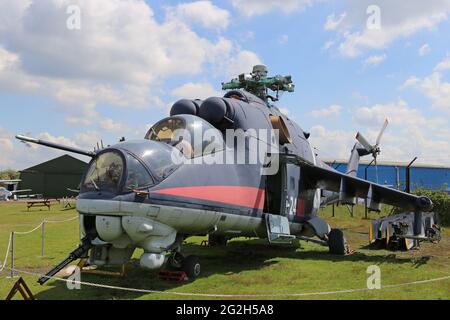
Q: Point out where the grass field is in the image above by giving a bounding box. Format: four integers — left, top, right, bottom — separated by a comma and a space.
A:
0, 202, 449, 300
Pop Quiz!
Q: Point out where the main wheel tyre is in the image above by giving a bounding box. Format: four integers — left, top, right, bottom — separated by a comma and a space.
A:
328, 229, 347, 255
182, 255, 201, 279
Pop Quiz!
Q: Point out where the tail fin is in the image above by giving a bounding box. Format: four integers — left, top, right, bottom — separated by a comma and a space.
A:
346, 142, 371, 176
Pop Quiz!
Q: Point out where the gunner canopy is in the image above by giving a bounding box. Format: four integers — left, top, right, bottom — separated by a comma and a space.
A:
82, 140, 183, 193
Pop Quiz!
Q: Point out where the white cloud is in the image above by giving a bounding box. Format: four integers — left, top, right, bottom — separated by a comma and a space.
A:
309, 125, 356, 159
171, 82, 222, 100
0, 128, 96, 170
225, 50, 262, 77
434, 55, 450, 72
311, 100, 450, 165
363, 54, 386, 67
412, 73, 450, 112
0, 127, 15, 169
352, 100, 450, 164
230, 0, 314, 17
419, 43, 431, 56
324, 0, 450, 58
0, 47, 39, 93
402, 57, 450, 112
354, 100, 424, 127
278, 34, 289, 45
324, 12, 347, 31
99, 119, 130, 133
166, 1, 230, 31
401, 76, 421, 89
322, 39, 335, 51
0, 0, 258, 126
73, 131, 102, 148
351, 91, 370, 104
309, 105, 342, 118
38, 132, 79, 148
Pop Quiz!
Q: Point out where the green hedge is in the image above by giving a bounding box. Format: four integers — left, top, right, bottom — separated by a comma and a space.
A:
392, 189, 450, 226
0, 170, 19, 180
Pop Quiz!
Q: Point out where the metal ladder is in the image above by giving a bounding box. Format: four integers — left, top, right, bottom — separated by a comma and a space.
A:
265, 214, 296, 244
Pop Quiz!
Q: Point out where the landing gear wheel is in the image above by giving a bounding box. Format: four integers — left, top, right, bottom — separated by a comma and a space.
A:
328, 229, 348, 255
167, 251, 184, 270
208, 234, 228, 246
182, 255, 201, 279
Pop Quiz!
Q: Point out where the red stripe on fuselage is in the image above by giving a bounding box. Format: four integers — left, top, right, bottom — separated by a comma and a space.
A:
151, 186, 265, 210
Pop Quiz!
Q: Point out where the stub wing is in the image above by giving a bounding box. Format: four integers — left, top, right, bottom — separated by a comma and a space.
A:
282, 155, 432, 212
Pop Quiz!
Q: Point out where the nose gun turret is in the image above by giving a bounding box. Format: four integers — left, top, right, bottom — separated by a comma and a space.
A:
38, 236, 93, 285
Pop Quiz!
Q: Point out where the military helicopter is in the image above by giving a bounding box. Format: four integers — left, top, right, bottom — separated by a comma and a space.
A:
16, 65, 434, 284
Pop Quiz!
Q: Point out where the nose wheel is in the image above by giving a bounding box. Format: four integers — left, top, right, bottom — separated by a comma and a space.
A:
181, 255, 201, 279
167, 252, 201, 279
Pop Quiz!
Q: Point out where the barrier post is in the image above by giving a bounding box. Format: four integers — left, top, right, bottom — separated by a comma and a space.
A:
41, 222, 45, 257
364, 159, 375, 219
10, 232, 14, 278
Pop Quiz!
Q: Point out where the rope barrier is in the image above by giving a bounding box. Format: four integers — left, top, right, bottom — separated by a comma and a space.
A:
1, 216, 77, 234
1, 214, 449, 297
0, 215, 78, 277
5, 267, 450, 298
0, 233, 12, 272
44, 216, 78, 224
13, 222, 44, 235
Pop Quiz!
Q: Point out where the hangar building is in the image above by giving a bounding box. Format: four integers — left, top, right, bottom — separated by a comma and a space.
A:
326, 160, 450, 192
19, 155, 88, 199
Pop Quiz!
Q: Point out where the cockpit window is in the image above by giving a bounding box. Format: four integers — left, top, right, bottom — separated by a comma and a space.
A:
146, 118, 185, 142
140, 145, 183, 181
116, 140, 184, 182
82, 152, 123, 192
124, 155, 154, 192
145, 115, 225, 159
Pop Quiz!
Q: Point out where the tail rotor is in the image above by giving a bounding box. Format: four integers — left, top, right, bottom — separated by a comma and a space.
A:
355, 119, 389, 182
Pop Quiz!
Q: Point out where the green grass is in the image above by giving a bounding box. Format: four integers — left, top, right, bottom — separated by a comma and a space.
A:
0, 202, 449, 300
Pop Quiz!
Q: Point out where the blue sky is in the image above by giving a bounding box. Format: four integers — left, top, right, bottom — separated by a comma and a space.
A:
0, 0, 449, 169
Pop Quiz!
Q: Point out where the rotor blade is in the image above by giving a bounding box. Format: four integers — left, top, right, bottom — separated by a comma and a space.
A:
355, 132, 373, 152
375, 119, 389, 146
16, 135, 96, 157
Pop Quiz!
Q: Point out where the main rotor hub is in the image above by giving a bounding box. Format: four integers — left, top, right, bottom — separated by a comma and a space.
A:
222, 65, 295, 102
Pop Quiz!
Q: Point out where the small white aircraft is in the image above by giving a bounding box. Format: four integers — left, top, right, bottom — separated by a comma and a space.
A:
0, 180, 31, 201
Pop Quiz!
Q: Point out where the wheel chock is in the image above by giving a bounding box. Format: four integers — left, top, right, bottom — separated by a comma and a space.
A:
158, 270, 189, 282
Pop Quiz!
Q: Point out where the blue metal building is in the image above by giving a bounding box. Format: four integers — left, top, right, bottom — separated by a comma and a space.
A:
326, 160, 450, 192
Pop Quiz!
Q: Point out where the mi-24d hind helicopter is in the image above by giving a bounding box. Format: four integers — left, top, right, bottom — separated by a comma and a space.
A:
17, 65, 436, 285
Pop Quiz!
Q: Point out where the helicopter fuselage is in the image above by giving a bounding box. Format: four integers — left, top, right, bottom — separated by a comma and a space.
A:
75, 90, 330, 269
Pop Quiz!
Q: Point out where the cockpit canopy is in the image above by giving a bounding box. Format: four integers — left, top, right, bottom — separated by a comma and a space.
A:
81, 115, 226, 194
145, 115, 225, 158
81, 140, 183, 193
